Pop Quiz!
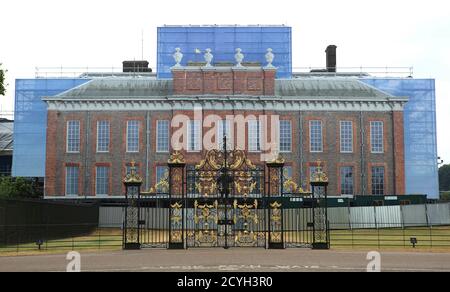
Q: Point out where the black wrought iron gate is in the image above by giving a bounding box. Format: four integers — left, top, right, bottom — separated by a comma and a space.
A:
123, 142, 329, 250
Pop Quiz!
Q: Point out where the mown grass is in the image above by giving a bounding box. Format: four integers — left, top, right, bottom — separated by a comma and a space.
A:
330, 226, 450, 250
0, 228, 123, 256
1, 226, 450, 256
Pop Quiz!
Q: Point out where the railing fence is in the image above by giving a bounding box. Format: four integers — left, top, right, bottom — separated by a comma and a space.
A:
100, 203, 450, 230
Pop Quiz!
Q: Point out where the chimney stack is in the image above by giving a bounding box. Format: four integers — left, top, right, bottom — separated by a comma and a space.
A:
325, 45, 337, 73
122, 60, 152, 73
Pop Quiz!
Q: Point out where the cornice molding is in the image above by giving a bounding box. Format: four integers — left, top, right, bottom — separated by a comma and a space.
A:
43, 96, 407, 112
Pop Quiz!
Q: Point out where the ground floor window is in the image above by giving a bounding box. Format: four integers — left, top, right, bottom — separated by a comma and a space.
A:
65, 166, 79, 196
96, 166, 110, 196
340, 166, 354, 195
371, 166, 385, 195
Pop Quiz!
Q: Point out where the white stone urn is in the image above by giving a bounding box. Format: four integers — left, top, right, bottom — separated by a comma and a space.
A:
172, 48, 183, 67
234, 48, 244, 67
264, 48, 275, 68
204, 48, 213, 67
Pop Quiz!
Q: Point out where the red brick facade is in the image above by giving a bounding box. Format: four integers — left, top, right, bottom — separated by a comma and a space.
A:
45, 110, 58, 196
172, 67, 276, 96
393, 111, 406, 194
44, 110, 406, 198
43, 68, 406, 198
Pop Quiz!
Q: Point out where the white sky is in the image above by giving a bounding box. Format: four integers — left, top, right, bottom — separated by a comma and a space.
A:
1, 0, 449, 163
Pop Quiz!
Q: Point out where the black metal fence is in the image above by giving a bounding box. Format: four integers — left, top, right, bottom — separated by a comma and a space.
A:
0, 199, 99, 246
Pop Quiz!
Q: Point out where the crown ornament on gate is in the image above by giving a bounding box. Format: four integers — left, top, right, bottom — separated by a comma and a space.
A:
311, 159, 329, 183
123, 160, 143, 184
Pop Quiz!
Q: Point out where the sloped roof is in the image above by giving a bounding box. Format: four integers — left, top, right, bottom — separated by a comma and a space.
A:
56, 79, 172, 99
275, 79, 393, 99
53, 77, 394, 100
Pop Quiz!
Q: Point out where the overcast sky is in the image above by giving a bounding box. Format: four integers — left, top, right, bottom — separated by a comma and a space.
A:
1, 0, 449, 163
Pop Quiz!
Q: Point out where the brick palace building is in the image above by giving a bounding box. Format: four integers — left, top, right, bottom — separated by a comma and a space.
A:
42, 53, 408, 198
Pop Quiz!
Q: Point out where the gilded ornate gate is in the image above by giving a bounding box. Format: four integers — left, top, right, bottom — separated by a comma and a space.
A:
185, 148, 267, 248
122, 138, 330, 250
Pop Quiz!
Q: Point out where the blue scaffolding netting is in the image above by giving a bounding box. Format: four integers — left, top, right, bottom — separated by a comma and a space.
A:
12, 79, 90, 177
361, 78, 439, 199
157, 26, 292, 79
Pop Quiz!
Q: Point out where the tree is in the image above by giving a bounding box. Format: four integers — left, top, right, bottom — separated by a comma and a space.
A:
441, 192, 450, 202
0, 177, 42, 199
439, 164, 450, 191
0, 63, 6, 96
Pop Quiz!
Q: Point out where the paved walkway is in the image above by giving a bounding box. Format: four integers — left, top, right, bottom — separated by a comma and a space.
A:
1, 249, 450, 272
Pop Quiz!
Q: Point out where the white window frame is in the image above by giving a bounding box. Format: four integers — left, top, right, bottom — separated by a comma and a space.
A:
126, 120, 140, 153
370, 121, 384, 153
371, 166, 385, 195
66, 120, 80, 153
187, 120, 202, 152
156, 120, 170, 153
95, 166, 110, 197
248, 120, 262, 152
340, 121, 354, 153
65, 166, 79, 197
96, 120, 110, 153
279, 120, 292, 153
309, 120, 323, 153
340, 166, 354, 195
217, 119, 232, 150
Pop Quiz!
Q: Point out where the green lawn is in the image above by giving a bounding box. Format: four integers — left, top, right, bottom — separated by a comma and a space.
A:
0, 228, 123, 256
330, 226, 450, 250
1, 226, 450, 256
